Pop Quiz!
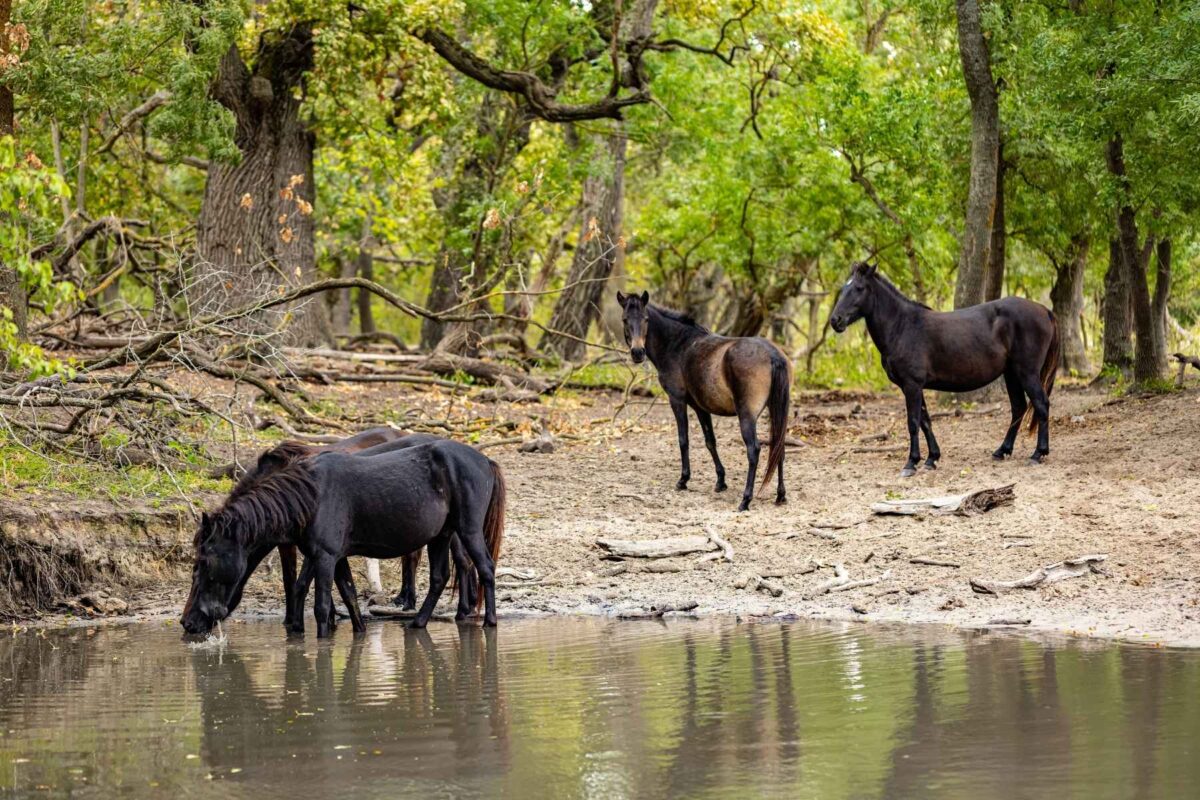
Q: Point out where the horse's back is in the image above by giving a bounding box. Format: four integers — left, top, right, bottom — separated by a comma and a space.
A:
684, 335, 784, 417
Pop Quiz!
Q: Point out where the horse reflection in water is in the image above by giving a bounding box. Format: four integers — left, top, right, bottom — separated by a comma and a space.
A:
189, 625, 510, 782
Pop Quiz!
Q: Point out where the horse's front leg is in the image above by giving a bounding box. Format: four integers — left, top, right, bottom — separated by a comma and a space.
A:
289, 555, 317, 635
334, 558, 366, 634
312, 554, 338, 639
735, 408, 761, 512
900, 386, 924, 477
669, 397, 691, 491
694, 408, 727, 492
919, 400, 940, 470
279, 545, 298, 628
410, 536, 451, 629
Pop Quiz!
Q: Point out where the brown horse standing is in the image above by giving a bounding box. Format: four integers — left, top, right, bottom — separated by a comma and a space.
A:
617, 291, 792, 512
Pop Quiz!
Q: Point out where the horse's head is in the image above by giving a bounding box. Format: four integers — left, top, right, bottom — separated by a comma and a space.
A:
180, 511, 248, 636
830, 261, 877, 332
616, 290, 651, 363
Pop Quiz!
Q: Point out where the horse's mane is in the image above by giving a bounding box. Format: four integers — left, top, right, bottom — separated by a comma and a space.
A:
866, 267, 931, 311
229, 440, 315, 500
202, 460, 318, 548
650, 304, 710, 334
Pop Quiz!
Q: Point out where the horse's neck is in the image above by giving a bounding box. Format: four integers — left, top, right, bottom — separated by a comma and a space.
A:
863, 284, 920, 357
646, 309, 706, 368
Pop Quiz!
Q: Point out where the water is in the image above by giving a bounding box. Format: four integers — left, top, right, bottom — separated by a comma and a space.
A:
1, 617, 1198, 799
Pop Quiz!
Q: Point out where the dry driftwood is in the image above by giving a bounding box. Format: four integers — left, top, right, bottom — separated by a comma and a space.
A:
807, 562, 891, 597
910, 557, 961, 568
733, 574, 784, 597
596, 535, 718, 559
496, 566, 538, 581
970, 554, 1109, 595
695, 529, 735, 564
872, 484, 1015, 516
985, 617, 1032, 626
617, 601, 699, 619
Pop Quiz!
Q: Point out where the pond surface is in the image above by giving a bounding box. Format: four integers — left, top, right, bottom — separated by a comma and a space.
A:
1, 617, 1198, 799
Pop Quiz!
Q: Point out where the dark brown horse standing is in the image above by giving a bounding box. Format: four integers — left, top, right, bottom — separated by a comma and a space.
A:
617, 291, 792, 512
829, 261, 1059, 476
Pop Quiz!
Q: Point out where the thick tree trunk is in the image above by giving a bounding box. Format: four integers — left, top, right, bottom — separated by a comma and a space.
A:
984, 143, 1006, 302
192, 27, 330, 346
953, 0, 1000, 310
1152, 237, 1171, 365
1107, 134, 1164, 383
1050, 234, 1090, 375
1101, 238, 1133, 374
541, 127, 628, 360
0, 0, 26, 339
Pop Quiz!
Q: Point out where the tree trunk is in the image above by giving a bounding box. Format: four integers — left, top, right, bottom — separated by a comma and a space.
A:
1050, 234, 1090, 375
1101, 238, 1133, 374
0, 0, 26, 339
1152, 237, 1171, 365
356, 245, 376, 335
330, 256, 354, 336
984, 142, 1006, 302
541, 127, 628, 360
1106, 134, 1164, 383
191, 27, 330, 346
953, 0, 1000, 310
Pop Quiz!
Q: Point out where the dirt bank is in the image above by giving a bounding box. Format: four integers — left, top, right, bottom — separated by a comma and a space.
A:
7, 379, 1200, 647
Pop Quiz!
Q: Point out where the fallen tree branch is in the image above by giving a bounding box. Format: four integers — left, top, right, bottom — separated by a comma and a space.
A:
970, 554, 1109, 595
872, 484, 1015, 516
596, 536, 718, 559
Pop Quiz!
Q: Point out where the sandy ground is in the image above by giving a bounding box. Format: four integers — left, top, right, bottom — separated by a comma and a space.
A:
18, 371, 1200, 647
463, 382, 1200, 647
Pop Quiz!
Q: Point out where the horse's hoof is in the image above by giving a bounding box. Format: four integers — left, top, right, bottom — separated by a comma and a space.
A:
1028, 454, 1046, 465
775, 495, 787, 506
676, 480, 689, 491
924, 461, 938, 471
899, 467, 917, 478
715, 482, 728, 493
408, 617, 429, 629
737, 500, 751, 512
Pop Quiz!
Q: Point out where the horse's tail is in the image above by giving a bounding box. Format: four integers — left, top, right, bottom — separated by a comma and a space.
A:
758, 349, 792, 496
479, 459, 506, 612
1025, 309, 1059, 435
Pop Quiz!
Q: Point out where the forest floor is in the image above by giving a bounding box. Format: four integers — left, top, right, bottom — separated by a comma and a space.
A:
6, 371, 1200, 646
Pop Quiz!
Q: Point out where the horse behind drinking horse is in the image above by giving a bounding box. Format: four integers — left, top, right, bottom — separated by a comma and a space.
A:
617, 291, 792, 512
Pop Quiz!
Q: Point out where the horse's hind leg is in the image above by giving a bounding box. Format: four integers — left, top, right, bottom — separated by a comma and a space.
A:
993, 371, 1027, 460
334, 558, 366, 634
1020, 372, 1051, 463
695, 408, 727, 492
449, 534, 477, 621
735, 407, 762, 511
410, 535, 451, 629
453, 499, 498, 626
669, 397, 691, 490
393, 553, 418, 610
919, 401, 940, 470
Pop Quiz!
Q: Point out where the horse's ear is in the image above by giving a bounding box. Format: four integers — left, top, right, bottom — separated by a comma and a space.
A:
616, 291, 627, 306
865, 262, 878, 276
639, 290, 649, 304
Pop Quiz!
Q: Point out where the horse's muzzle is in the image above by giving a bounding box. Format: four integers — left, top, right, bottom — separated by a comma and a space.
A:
630, 347, 646, 364
829, 316, 847, 333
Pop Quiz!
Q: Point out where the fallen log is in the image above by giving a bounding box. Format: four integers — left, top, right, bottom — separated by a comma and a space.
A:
872, 484, 1015, 516
696, 529, 735, 563
617, 600, 699, 620
970, 554, 1109, 595
910, 557, 961, 568
596, 535, 718, 559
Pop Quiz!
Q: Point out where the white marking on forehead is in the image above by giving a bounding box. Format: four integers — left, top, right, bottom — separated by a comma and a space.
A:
844, 277, 854, 287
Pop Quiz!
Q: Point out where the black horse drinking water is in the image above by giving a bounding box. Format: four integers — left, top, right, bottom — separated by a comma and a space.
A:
829, 261, 1059, 476
617, 291, 792, 511
181, 440, 504, 637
